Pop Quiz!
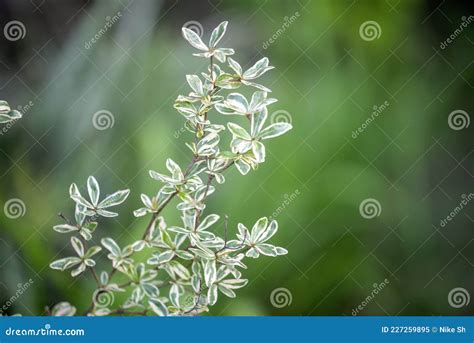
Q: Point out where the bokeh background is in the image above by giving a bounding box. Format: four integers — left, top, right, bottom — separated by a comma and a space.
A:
0, 0, 472, 316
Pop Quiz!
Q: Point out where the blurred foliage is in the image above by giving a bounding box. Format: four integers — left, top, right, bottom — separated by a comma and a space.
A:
0, 0, 472, 316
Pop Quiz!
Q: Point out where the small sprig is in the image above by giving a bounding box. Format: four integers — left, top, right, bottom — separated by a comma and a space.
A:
49, 20, 292, 317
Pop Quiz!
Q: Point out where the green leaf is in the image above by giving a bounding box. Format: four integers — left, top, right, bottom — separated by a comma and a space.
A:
209, 21, 228, 48
258, 123, 292, 140
85, 246, 102, 258
83, 221, 98, 232
182, 27, 208, 51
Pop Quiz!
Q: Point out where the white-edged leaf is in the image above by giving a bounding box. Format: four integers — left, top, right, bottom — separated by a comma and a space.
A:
87, 176, 100, 206
252, 141, 265, 163
69, 183, 93, 208
49, 257, 81, 271
243, 57, 274, 80
53, 224, 78, 234
225, 93, 249, 113
208, 284, 218, 305
182, 27, 208, 51
186, 75, 204, 96
71, 236, 85, 257
149, 299, 168, 316
101, 237, 121, 256
258, 123, 292, 140
227, 57, 242, 75
98, 189, 130, 209
251, 217, 268, 243
198, 214, 220, 231
209, 21, 228, 47
227, 123, 251, 140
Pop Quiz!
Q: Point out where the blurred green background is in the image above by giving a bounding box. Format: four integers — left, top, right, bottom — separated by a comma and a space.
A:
0, 0, 472, 316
